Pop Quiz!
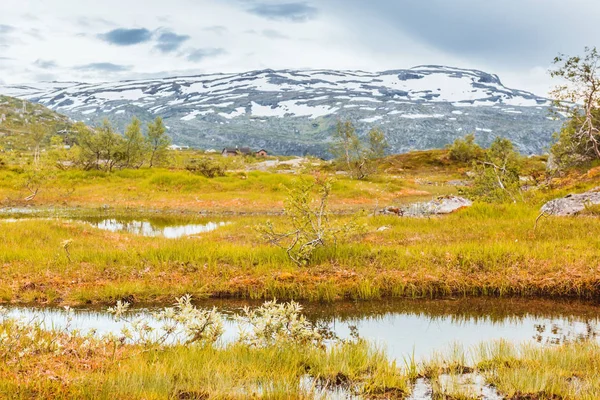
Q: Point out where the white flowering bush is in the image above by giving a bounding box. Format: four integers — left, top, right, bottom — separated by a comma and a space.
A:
0, 306, 109, 368
108, 294, 224, 347
235, 300, 324, 347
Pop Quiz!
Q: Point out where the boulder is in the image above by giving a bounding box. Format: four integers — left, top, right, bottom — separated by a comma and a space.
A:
541, 187, 600, 216
428, 196, 473, 214
379, 196, 472, 217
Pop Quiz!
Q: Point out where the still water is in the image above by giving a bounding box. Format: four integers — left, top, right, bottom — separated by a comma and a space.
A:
82, 218, 229, 238
7, 298, 600, 362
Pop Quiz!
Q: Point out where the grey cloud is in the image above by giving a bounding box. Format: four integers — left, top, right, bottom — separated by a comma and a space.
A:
77, 17, 116, 28
203, 26, 228, 35
99, 28, 152, 46
187, 48, 226, 62
74, 63, 131, 72
261, 29, 289, 39
245, 29, 289, 39
155, 31, 190, 53
34, 73, 58, 82
0, 25, 15, 47
326, 0, 600, 68
248, 2, 317, 22
34, 59, 57, 69
0, 25, 14, 34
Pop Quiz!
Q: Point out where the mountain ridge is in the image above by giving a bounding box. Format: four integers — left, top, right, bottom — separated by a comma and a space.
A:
0, 65, 562, 157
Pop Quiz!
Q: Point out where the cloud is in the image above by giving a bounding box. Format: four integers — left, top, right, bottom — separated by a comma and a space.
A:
327, 0, 600, 68
262, 29, 289, 39
77, 16, 116, 28
0, 25, 14, 34
74, 63, 131, 72
155, 31, 190, 53
203, 26, 228, 35
248, 2, 318, 22
34, 59, 57, 69
99, 28, 152, 46
187, 48, 226, 62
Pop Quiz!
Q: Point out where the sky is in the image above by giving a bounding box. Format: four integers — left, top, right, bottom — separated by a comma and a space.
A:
0, 0, 599, 96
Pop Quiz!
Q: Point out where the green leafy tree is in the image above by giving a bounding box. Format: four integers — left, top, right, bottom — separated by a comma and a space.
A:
466, 137, 522, 203
123, 117, 147, 168
97, 120, 125, 172
146, 117, 171, 168
74, 122, 102, 170
550, 47, 600, 169
367, 127, 389, 160
29, 121, 48, 166
74, 120, 124, 171
330, 121, 388, 179
447, 133, 483, 162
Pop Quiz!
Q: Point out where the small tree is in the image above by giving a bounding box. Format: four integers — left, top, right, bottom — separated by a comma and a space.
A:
550, 47, 600, 169
146, 117, 171, 168
367, 127, 389, 160
330, 121, 388, 179
74, 122, 103, 170
96, 120, 125, 172
257, 177, 362, 266
74, 120, 124, 171
466, 137, 522, 203
30, 121, 48, 166
123, 117, 147, 168
447, 133, 483, 162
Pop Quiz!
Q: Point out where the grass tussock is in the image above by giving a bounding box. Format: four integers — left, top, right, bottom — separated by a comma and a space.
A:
423, 340, 600, 400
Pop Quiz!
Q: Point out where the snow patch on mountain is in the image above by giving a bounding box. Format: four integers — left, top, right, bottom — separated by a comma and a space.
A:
0, 65, 562, 157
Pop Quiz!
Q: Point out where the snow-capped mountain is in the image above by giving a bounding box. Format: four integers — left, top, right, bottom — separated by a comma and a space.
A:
0, 66, 561, 156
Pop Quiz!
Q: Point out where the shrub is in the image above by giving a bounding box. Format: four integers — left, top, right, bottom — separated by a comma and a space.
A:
186, 158, 227, 178
447, 133, 483, 163
463, 137, 522, 203
256, 176, 364, 266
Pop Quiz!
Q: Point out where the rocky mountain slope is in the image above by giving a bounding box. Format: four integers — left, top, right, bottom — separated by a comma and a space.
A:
0, 66, 562, 157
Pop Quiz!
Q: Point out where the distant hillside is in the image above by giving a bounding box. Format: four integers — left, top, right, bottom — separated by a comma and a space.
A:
0, 95, 75, 151
0, 65, 563, 157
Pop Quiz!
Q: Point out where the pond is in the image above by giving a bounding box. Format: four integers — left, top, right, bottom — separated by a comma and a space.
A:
0, 215, 230, 239
6, 297, 600, 363
80, 218, 230, 238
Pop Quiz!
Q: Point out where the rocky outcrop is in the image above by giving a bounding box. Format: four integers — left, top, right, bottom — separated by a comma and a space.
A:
380, 196, 472, 217
541, 187, 600, 216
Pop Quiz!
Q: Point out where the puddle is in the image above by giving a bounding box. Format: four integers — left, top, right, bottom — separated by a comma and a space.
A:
0, 216, 230, 239
82, 218, 229, 238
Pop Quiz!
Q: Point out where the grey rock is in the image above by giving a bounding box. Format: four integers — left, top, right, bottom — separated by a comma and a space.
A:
379, 196, 472, 217
403, 196, 473, 216
541, 187, 600, 216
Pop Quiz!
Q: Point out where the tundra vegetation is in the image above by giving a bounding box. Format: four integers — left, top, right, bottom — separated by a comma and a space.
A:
2, 49, 600, 398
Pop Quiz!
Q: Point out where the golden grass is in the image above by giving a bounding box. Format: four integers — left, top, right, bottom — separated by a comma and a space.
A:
1, 200, 600, 305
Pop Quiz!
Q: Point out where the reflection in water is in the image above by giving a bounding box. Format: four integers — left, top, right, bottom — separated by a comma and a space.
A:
6, 298, 600, 362
0, 216, 230, 239
86, 219, 229, 238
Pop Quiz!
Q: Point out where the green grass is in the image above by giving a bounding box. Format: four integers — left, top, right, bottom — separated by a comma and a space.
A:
0, 313, 408, 399
0, 166, 429, 214
2, 199, 600, 305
